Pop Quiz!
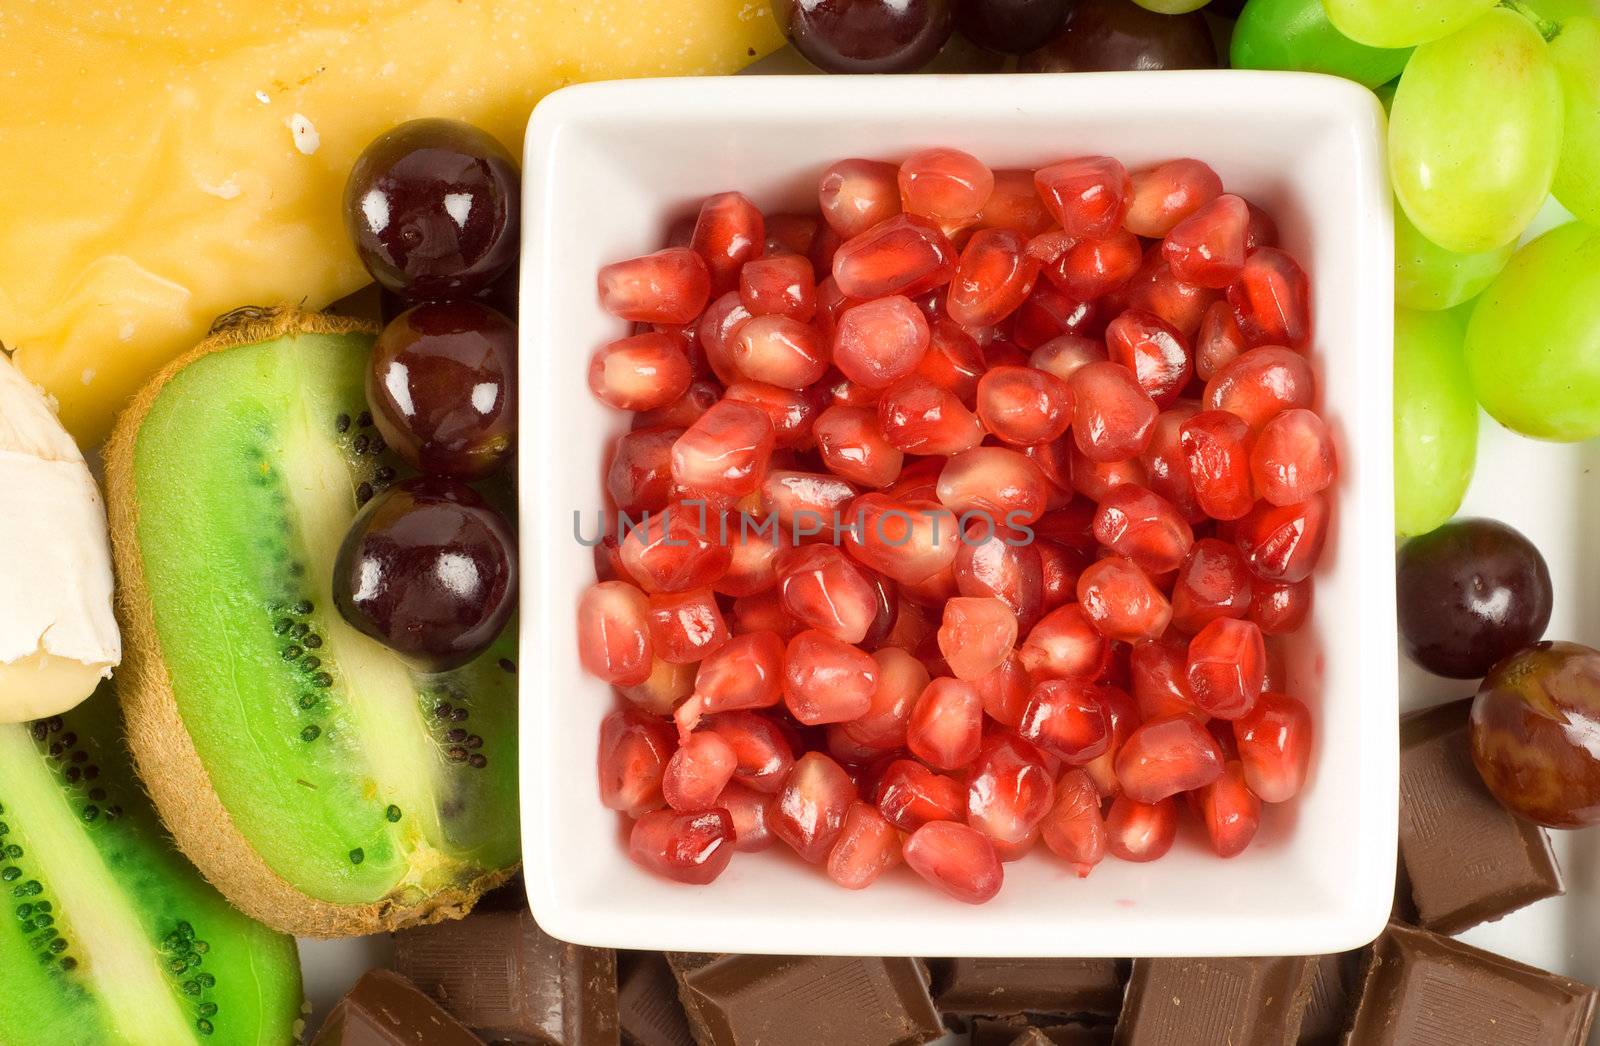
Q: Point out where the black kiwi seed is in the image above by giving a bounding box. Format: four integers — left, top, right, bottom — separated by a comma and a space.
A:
47, 717, 63, 733
0, 821, 7, 835
298, 695, 318, 710
301, 656, 321, 671
60, 734, 77, 748
348, 848, 364, 865
197, 1019, 215, 1036
16, 880, 42, 897
176, 921, 193, 938
303, 633, 323, 649
82, 766, 98, 781
281, 645, 302, 661
446, 729, 467, 744
353, 435, 370, 454
385, 805, 402, 822
294, 600, 313, 615
15, 904, 30, 919
169, 958, 188, 973
356, 481, 373, 504
273, 618, 293, 635
290, 622, 309, 639
469, 754, 488, 770
199, 1003, 218, 1018
357, 410, 373, 428
433, 703, 453, 718
30, 723, 47, 742
3, 845, 20, 859
447, 747, 467, 763
193, 939, 208, 953
498, 658, 516, 674
64, 768, 81, 784
466, 735, 484, 750
198, 973, 215, 988
375, 466, 396, 483
370, 436, 387, 454
336, 413, 351, 433
300, 726, 321, 742
105, 806, 122, 821
48, 742, 64, 757
80, 806, 99, 823
0, 868, 18, 882
184, 979, 202, 996
312, 672, 333, 688
60, 957, 76, 972
451, 708, 469, 723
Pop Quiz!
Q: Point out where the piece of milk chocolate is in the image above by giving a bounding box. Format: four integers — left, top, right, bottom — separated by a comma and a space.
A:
931, 958, 1126, 1018
1114, 956, 1315, 1045
970, 1015, 1115, 1045
311, 969, 484, 1046
618, 951, 695, 1046
1295, 950, 1365, 1045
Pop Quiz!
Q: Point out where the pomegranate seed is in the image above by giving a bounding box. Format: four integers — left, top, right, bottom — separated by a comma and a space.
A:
725, 382, 820, 450
977, 168, 1055, 237
879, 596, 937, 653
1093, 483, 1194, 575
915, 319, 987, 402
876, 758, 967, 830
707, 711, 795, 794
1035, 768, 1103, 876
1034, 156, 1131, 238
1251, 408, 1335, 507
837, 646, 929, 751
1046, 229, 1143, 301
1186, 618, 1266, 720
646, 587, 730, 664
819, 158, 902, 239
764, 212, 820, 258
1105, 309, 1192, 408
598, 708, 676, 817
936, 447, 1051, 526
1195, 760, 1261, 858
1070, 361, 1158, 462
577, 580, 655, 685
1209, 716, 1242, 762
1244, 200, 1279, 250
1181, 410, 1256, 521
843, 493, 961, 584
1029, 333, 1107, 386
619, 658, 696, 716
1130, 634, 1202, 721
1019, 603, 1109, 681
691, 191, 765, 296
671, 399, 776, 502
833, 295, 931, 388
739, 253, 817, 322
899, 147, 995, 223
1138, 402, 1204, 523
776, 544, 879, 644
662, 730, 739, 811
633, 379, 723, 430
693, 630, 786, 716
663, 214, 696, 249
887, 457, 944, 503
811, 224, 844, 278
1204, 346, 1316, 434
1248, 578, 1311, 634
1114, 714, 1224, 804
1067, 443, 1147, 503
1105, 795, 1177, 863
974, 653, 1033, 728
619, 508, 732, 593
937, 597, 1020, 682
1228, 247, 1311, 349
1171, 538, 1254, 634
697, 291, 754, 385
1234, 692, 1313, 802
947, 228, 1040, 328
813, 404, 905, 488
827, 801, 903, 889
1162, 194, 1249, 289
720, 780, 777, 852
1124, 158, 1224, 238
629, 808, 736, 885
1078, 556, 1172, 643
877, 378, 984, 455
902, 677, 982, 769
1195, 300, 1246, 381
608, 426, 683, 516
1019, 679, 1113, 763
1010, 284, 1103, 351
732, 588, 803, 640
773, 751, 859, 863
588, 331, 693, 412
730, 314, 829, 389
967, 734, 1055, 854
903, 821, 1004, 904
1081, 684, 1140, 796
783, 629, 879, 725
1123, 245, 1217, 339
762, 470, 860, 537
954, 522, 1045, 628
598, 247, 712, 324
1233, 494, 1329, 583
714, 533, 786, 598
833, 213, 958, 299
975, 366, 1073, 447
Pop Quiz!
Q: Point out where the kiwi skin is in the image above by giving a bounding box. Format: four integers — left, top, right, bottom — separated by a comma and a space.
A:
105, 307, 516, 938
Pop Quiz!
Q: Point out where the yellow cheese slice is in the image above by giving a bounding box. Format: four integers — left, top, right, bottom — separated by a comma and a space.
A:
0, 0, 784, 446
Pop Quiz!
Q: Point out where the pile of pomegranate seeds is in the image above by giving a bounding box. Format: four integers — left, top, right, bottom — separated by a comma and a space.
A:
581, 149, 1324, 905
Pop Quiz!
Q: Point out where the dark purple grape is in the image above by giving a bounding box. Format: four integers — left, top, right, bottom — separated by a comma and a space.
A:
368, 301, 517, 480
771, 0, 955, 73
1018, 0, 1218, 72
344, 118, 521, 301
334, 477, 517, 671
954, 0, 1072, 54
1396, 518, 1553, 679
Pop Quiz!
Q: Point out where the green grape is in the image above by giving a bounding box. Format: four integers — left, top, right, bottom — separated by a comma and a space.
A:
1390, 9, 1563, 253
1465, 222, 1600, 441
1132, 0, 1211, 11
1394, 201, 1514, 310
1232, 0, 1412, 87
1529, 0, 1599, 19
1395, 306, 1478, 537
1551, 16, 1600, 223
1323, 0, 1496, 47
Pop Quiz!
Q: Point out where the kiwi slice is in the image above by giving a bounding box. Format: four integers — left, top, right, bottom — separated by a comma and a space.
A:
105, 308, 520, 938
0, 683, 303, 1045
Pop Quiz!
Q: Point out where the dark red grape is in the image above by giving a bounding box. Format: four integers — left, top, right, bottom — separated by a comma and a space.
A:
368, 301, 517, 480
344, 118, 521, 301
771, 0, 955, 73
334, 477, 517, 671
1471, 641, 1600, 828
955, 0, 1072, 54
1018, 0, 1218, 72
1396, 518, 1552, 679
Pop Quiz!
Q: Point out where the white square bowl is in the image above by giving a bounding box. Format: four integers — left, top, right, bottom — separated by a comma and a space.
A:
518, 71, 1397, 958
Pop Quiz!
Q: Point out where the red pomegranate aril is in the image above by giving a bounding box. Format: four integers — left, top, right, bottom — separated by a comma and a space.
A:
1105, 309, 1192, 409
1093, 483, 1194, 575
1195, 300, 1247, 381
730, 314, 829, 390
1030, 333, 1107, 385
1139, 402, 1204, 522
1204, 347, 1316, 434
983, 338, 1030, 371
1020, 679, 1113, 764
776, 544, 879, 644
1037, 542, 1090, 614
1234, 494, 1329, 583
878, 378, 984, 455
739, 253, 817, 321
707, 711, 795, 794
714, 533, 785, 598
812, 404, 903, 489
1125, 159, 1224, 238
1196, 760, 1261, 858
1249, 578, 1311, 634
619, 510, 732, 593
954, 523, 1045, 628
1234, 692, 1313, 802
608, 426, 683, 515
598, 247, 712, 324
1123, 245, 1218, 339
967, 734, 1055, 853
844, 493, 960, 585
1251, 408, 1335, 506
900, 147, 995, 223
773, 751, 859, 863
619, 658, 695, 716
1010, 284, 1102, 351
629, 808, 736, 885
633, 379, 722, 430
879, 596, 937, 654
720, 781, 777, 852
762, 471, 860, 536
1171, 538, 1254, 634
671, 399, 776, 502
1105, 796, 1177, 862
1070, 361, 1159, 462
819, 158, 902, 239
1162, 193, 1249, 289
833, 213, 958, 299
724, 381, 820, 450
1040, 768, 1105, 876
975, 366, 1073, 447
1130, 634, 1201, 721
1181, 410, 1256, 521
974, 653, 1033, 728
838, 647, 928, 751
977, 168, 1055, 237
876, 758, 967, 831
833, 295, 931, 388
1019, 603, 1109, 681
1229, 247, 1312, 349
1081, 684, 1140, 796
598, 708, 677, 817
694, 631, 786, 715
588, 332, 693, 412
1034, 156, 1132, 238
827, 802, 903, 889
888, 457, 944, 502
936, 447, 1051, 527
697, 290, 753, 385
1078, 556, 1172, 643
691, 191, 765, 296
646, 587, 730, 665
765, 212, 820, 258
662, 730, 739, 812
947, 228, 1040, 328
1244, 200, 1279, 250
937, 597, 1020, 682
907, 677, 985, 769
903, 821, 1004, 904
1114, 714, 1224, 804
1186, 618, 1266, 720
1047, 229, 1143, 301
783, 629, 879, 725
915, 319, 987, 403
578, 580, 655, 685
1066, 443, 1146, 504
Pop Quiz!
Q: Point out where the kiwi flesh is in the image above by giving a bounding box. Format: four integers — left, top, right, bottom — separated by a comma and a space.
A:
0, 683, 303, 1045
105, 308, 520, 938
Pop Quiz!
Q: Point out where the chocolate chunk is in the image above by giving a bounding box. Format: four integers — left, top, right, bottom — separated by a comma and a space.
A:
312, 969, 484, 1046
392, 907, 618, 1045
1296, 951, 1365, 1045
618, 952, 695, 1046
931, 958, 1126, 1017
971, 1016, 1114, 1045
1398, 698, 1563, 933
1347, 921, 1598, 1045
1115, 956, 1315, 1045
665, 953, 942, 1045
